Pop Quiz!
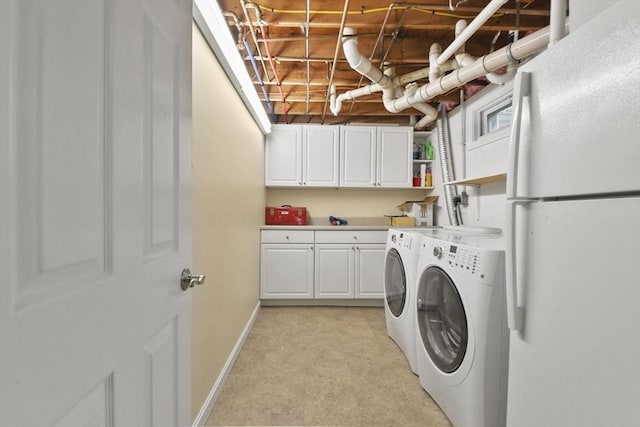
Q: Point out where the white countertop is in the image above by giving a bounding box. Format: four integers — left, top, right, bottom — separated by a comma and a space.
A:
261, 224, 391, 231
261, 216, 392, 231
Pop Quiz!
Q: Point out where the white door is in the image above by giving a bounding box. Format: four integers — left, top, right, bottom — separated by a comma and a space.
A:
340, 126, 376, 188
508, 1, 640, 199
260, 244, 315, 299
355, 244, 386, 298
302, 125, 339, 187
376, 127, 412, 188
314, 244, 354, 298
0, 1, 193, 426
265, 124, 302, 186
506, 197, 640, 427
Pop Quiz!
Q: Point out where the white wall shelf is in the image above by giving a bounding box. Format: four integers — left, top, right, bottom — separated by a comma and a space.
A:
445, 173, 506, 186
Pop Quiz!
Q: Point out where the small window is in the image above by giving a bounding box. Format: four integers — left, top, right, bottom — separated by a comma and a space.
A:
481, 98, 512, 136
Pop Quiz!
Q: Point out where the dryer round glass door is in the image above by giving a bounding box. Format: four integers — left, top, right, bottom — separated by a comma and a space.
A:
417, 266, 468, 373
384, 248, 406, 317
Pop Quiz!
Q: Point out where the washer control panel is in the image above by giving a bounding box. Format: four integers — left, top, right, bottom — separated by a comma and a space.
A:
389, 232, 415, 251
447, 245, 482, 277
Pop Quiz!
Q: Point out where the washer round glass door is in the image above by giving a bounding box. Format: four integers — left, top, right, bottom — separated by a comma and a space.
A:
417, 266, 467, 373
384, 248, 406, 317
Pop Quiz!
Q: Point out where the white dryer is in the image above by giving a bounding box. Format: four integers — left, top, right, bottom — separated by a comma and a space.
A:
383, 228, 425, 374
415, 230, 508, 427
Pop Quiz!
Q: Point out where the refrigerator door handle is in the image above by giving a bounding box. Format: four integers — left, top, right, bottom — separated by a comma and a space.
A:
506, 71, 531, 199
506, 200, 528, 331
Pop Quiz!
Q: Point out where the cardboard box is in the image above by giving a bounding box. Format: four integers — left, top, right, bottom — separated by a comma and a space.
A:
385, 216, 416, 227
396, 196, 438, 227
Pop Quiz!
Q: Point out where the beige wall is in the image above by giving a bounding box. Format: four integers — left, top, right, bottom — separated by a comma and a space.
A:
267, 188, 431, 223
191, 23, 266, 419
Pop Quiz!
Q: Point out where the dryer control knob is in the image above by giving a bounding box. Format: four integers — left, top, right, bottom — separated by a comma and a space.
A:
433, 246, 443, 258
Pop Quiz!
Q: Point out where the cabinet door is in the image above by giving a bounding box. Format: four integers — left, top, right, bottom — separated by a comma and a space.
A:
340, 126, 376, 187
314, 244, 354, 298
376, 127, 412, 188
260, 244, 314, 298
355, 244, 386, 298
302, 125, 339, 187
265, 124, 302, 186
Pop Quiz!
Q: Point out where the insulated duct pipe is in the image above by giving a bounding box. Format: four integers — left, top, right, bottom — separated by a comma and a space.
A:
436, 106, 461, 226
436, 0, 508, 66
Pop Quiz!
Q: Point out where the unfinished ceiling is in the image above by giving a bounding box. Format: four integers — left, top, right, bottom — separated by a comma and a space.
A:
217, 0, 551, 125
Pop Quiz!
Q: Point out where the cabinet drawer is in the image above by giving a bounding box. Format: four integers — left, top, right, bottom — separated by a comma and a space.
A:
261, 230, 314, 243
314, 230, 387, 244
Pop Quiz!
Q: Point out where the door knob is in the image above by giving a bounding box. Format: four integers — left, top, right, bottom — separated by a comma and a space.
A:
180, 268, 206, 291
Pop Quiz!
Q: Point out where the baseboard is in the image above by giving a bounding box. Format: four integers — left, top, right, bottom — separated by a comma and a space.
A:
260, 298, 384, 307
192, 300, 261, 427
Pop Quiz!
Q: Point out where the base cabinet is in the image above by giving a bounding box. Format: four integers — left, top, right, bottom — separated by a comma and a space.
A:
260, 229, 386, 300
314, 244, 355, 298
260, 244, 314, 298
314, 243, 386, 298
355, 244, 386, 298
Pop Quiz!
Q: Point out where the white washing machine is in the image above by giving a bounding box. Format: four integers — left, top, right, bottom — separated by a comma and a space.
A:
383, 228, 427, 374
415, 230, 508, 427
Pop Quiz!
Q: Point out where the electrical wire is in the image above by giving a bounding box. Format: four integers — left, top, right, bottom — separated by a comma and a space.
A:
252, 1, 535, 20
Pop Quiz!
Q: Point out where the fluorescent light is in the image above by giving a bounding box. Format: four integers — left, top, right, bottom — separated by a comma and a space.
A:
193, 0, 272, 134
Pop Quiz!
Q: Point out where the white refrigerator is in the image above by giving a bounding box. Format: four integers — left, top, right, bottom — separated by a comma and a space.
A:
505, 1, 640, 426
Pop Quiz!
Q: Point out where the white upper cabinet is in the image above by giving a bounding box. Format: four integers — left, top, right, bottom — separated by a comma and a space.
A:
340, 126, 412, 188
267, 124, 412, 188
265, 124, 302, 186
265, 124, 339, 187
339, 126, 377, 187
376, 127, 413, 188
302, 125, 339, 187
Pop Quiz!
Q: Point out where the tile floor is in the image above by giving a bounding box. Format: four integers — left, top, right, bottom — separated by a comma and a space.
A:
207, 306, 452, 426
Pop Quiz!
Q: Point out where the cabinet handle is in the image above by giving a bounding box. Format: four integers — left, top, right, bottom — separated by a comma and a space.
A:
310, 246, 314, 250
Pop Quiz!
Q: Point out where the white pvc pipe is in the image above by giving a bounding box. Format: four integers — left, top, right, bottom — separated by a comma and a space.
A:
454, 19, 468, 52
334, 22, 550, 125
414, 103, 438, 129
486, 61, 516, 85
437, 0, 508, 66
429, 43, 442, 83
549, 0, 567, 46
389, 26, 550, 115
341, 27, 391, 86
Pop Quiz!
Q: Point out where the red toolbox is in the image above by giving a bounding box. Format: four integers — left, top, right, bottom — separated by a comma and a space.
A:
265, 206, 308, 225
